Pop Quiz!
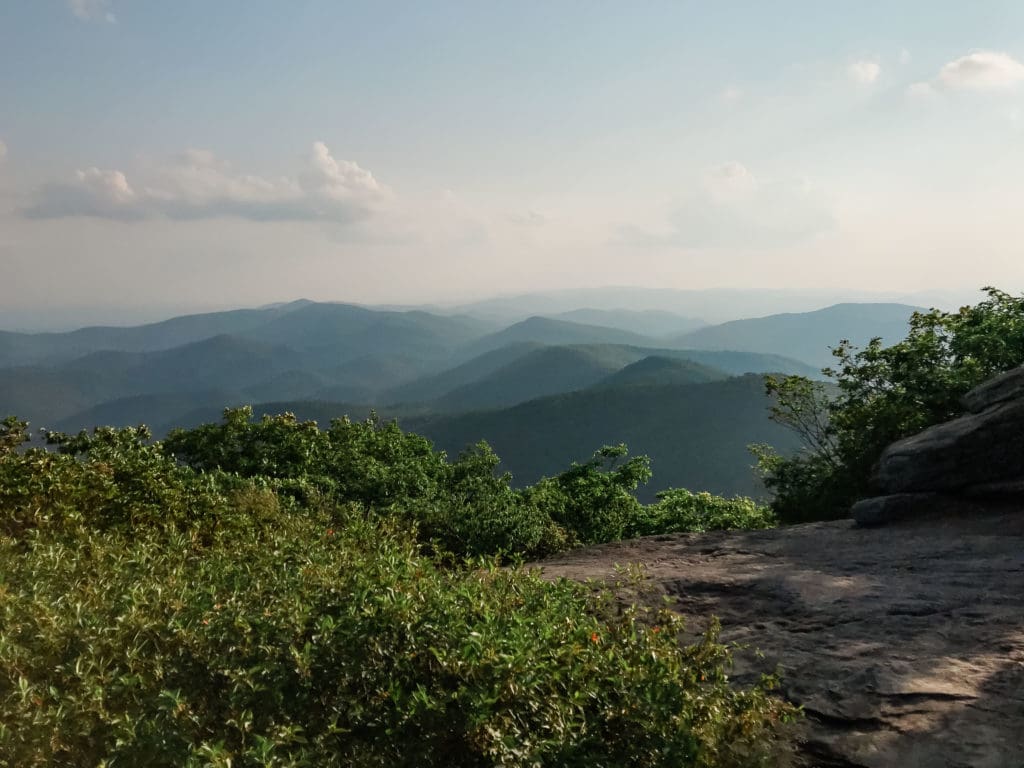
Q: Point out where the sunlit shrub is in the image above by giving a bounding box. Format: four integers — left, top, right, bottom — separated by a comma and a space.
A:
630, 488, 776, 537
0, 426, 795, 766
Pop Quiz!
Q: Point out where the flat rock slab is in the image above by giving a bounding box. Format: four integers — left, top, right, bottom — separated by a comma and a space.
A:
537, 509, 1024, 768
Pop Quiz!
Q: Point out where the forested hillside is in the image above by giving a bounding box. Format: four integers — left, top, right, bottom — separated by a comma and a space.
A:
1, 299, 919, 498
549, 308, 705, 336
671, 303, 919, 369
410, 375, 803, 501
426, 346, 727, 413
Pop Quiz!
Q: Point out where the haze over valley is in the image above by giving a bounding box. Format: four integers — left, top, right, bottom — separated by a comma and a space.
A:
1, 291, 920, 497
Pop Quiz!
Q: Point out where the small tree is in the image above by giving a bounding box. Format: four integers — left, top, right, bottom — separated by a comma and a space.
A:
525, 444, 652, 545
758, 287, 1024, 522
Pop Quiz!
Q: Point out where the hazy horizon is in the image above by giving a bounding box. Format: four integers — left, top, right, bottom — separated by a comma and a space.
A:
0, 283, 987, 333
3, 2, 1023, 321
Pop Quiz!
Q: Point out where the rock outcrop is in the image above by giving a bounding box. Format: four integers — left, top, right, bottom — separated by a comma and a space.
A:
538, 509, 1024, 767
852, 365, 1024, 526
539, 366, 1024, 765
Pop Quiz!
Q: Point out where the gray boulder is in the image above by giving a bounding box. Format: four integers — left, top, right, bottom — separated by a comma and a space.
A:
874, 399, 1024, 494
851, 492, 976, 527
855, 365, 1024, 523
961, 363, 1024, 413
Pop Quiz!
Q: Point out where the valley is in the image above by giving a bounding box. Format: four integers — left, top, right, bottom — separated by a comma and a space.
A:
1, 295, 916, 499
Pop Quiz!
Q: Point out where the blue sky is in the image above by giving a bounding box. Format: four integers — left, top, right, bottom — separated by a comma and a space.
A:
2, 1, 1024, 321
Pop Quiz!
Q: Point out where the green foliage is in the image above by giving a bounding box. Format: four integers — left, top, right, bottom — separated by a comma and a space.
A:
525, 444, 651, 546
165, 409, 772, 558
0, 423, 795, 766
165, 406, 450, 508
630, 489, 776, 537
409, 442, 562, 558
0, 425, 237, 540
758, 287, 1024, 522
0, 416, 28, 456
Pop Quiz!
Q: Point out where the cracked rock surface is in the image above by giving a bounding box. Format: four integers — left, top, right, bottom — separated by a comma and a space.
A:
537, 508, 1024, 767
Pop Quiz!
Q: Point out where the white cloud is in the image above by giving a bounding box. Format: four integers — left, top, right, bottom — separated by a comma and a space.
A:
906, 81, 938, 101
848, 59, 881, 85
905, 51, 1024, 103
26, 142, 387, 222
68, 0, 116, 23
78, 167, 135, 203
301, 141, 383, 205
719, 85, 743, 104
937, 51, 1024, 91
619, 163, 833, 249
27, 167, 139, 219
508, 209, 548, 226
705, 161, 758, 203
899, 49, 912, 65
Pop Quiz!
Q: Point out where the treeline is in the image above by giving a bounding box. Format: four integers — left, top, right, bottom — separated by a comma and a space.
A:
156, 406, 774, 559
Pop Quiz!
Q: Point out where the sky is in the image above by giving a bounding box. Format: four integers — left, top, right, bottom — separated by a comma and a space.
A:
2, 1, 1024, 325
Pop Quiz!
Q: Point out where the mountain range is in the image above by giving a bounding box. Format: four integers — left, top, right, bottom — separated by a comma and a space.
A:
1, 297, 921, 496
667, 302, 919, 369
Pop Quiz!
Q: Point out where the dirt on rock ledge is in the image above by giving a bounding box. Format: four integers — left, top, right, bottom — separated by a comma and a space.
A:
536, 508, 1024, 768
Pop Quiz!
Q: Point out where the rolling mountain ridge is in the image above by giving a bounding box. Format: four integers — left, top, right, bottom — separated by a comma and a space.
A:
671, 303, 921, 369
2, 299, 917, 497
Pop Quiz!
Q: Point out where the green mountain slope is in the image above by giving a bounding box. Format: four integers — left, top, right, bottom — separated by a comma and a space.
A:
460, 317, 658, 358
663, 349, 817, 377
671, 303, 920, 369
311, 354, 428, 403
63, 334, 307, 395
3, 335, 305, 429
405, 375, 803, 501
0, 301, 496, 371
53, 390, 249, 435
391, 343, 816, 411
549, 308, 705, 337
0, 366, 122, 426
245, 304, 494, 364
0, 301, 311, 367
431, 345, 649, 412
384, 342, 546, 405
592, 355, 727, 389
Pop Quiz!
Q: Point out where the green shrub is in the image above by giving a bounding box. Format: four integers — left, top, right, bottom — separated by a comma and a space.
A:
408, 442, 563, 558
165, 407, 453, 508
630, 489, 776, 537
164, 411, 769, 559
0, 438, 796, 766
758, 287, 1024, 522
0, 426, 240, 539
525, 444, 651, 546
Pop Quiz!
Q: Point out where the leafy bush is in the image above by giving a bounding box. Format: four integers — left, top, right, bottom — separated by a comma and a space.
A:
166, 411, 759, 558
0, 431, 796, 766
758, 287, 1024, 522
630, 489, 776, 537
165, 407, 452, 508
0, 424, 242, 539
524, 444, 651, 546
408, 442, 563, 557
